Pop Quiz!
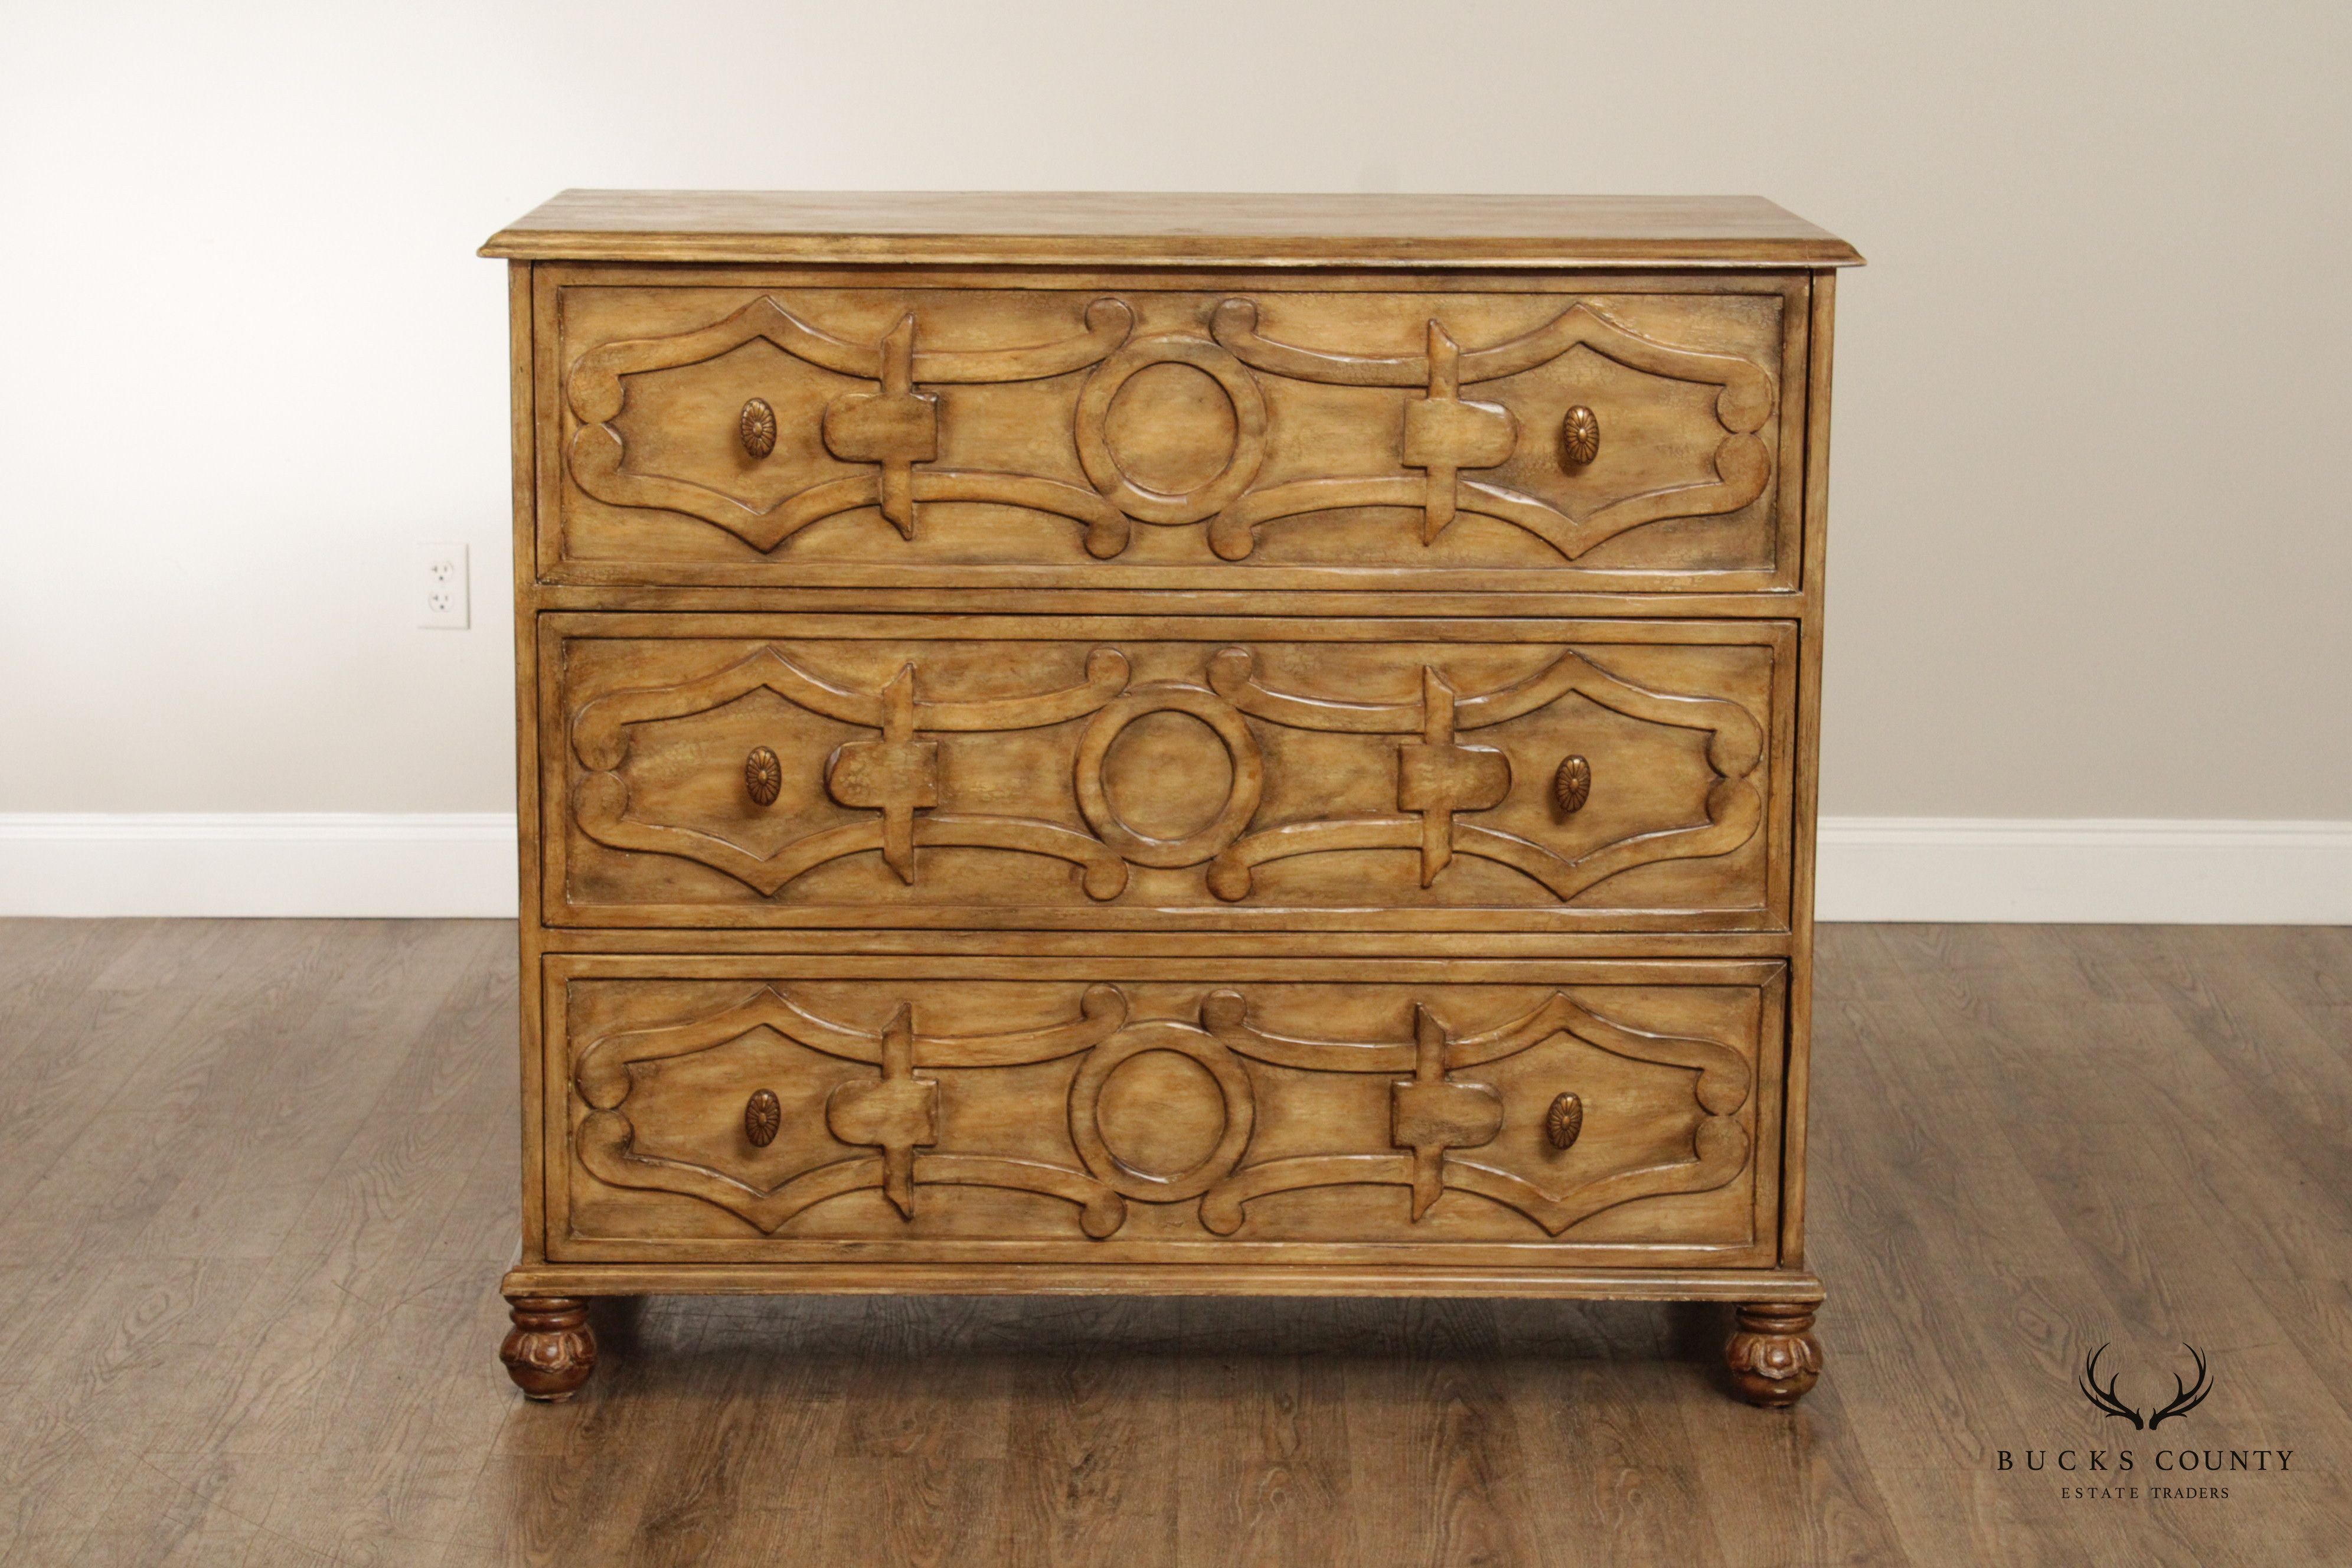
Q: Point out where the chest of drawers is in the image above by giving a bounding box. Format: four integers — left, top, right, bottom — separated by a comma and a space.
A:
482, 192, 1859, 1406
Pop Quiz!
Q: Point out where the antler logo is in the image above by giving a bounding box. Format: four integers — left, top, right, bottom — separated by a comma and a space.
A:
2078, 1343, 2213, 1429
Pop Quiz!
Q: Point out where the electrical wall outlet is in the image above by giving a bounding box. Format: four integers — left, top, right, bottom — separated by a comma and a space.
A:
417, 541, 470, 629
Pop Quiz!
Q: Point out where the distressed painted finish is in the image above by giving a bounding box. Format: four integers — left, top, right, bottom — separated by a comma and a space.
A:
550, 962, 1782, 1266
543, 617, 1793, 930
491, 192, 1856, 1406
481, 190, 1866, 267
545, 279, 1807, 593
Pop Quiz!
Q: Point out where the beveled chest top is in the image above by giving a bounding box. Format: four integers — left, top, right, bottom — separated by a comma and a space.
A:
482, 191, 1862, 269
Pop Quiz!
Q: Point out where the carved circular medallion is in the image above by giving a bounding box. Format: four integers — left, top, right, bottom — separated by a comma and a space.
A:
1095, 1048, 1225, 1177
1074, 684, 1263, 867
1075, 335, 1267, 524
1068, 1021, 1255, 1201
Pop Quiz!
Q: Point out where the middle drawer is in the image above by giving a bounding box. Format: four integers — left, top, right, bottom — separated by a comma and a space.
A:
541, 613, 1796, 932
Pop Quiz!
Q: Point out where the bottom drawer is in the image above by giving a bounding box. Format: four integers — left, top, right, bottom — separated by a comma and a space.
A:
543, 956, 1786, 1269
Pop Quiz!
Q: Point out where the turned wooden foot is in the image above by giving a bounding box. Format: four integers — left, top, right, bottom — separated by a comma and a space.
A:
1726, 1302, 1822, 1407
501, 1296, 597, 1400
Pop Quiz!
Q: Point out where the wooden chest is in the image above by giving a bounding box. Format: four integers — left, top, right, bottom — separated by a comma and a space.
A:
482, 192, 1860, 1406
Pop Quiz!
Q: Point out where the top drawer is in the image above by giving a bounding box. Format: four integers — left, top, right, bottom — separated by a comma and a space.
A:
536, 273, 1808, 594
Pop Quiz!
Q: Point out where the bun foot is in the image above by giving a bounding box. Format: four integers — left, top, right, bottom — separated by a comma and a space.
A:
501, 1295, 597, 1400
1726, 1302, 1822, 1407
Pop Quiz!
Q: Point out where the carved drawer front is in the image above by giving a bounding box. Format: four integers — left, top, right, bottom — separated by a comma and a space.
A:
544, 614, 1795, 932
544, 276, 1805, 593
548, 958, 1785, 1267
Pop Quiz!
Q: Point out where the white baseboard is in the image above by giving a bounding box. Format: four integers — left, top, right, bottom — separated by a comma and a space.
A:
0, 813, 2346, 923
1814, 816, 2352, 923
0, 813, 518, 918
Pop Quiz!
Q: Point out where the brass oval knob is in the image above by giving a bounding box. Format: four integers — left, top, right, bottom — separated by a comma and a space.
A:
1561, 405, 1600, 467
1546, 1092, 1583, 1151
740, 397, 778, 459
744, 1089, 782, 1148
744, 746, 783, 807
1554, 754, 1591, 816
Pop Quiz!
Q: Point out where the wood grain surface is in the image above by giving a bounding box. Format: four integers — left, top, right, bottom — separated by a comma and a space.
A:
496, 233, 1848, 1401
540, 616, 1794, 932
540, 959, 1782, 1267
540, 275, 1807, 595
481, 191, 1866, 267
1, 917, 2341, 1566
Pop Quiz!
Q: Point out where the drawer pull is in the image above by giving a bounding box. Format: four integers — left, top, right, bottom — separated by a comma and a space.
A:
739, 397, 778, 460
1546, 1092, 1584, 1151
744, 746, 783, 807
744, 1088, 782, 1148
1561, 404, 1600, 466
1554, 754, 1592, 816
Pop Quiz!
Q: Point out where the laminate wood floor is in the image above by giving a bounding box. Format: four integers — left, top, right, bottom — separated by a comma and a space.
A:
0, 920, 2344, 1566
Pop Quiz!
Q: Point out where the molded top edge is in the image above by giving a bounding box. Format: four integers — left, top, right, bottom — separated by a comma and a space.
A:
481, 191, 1863, 267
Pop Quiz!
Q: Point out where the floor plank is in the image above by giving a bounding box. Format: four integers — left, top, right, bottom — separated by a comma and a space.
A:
0, 919, 2344, 1566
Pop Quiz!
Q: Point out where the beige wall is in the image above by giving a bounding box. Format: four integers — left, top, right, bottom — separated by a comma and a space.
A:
3, 1, 2345, 819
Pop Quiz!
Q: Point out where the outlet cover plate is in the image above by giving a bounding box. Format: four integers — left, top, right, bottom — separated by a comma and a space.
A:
418, 541, 469, 629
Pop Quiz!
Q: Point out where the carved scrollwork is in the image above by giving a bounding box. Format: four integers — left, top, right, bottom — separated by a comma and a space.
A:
569, 295, 1136, 414
571, 645, 1138, 899
1203, 296, 1774, 561
573, 980, 1755, 1247
576, 982, 1128, 1106
567, 293, 1137, 555
568, 636, 1765, 911
569, 443, 1136, 558
1202, 458, 1770, 564
1196, 987, 1752, 1237
577, 1132, 1132, 1240
563, 288, 1778, 570
1208, 298, 1773, 422
573, 786, 1131, 900
573, 985, 1132, 1237
1201, 645, 1764, 903
575, 646, 1132, 767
